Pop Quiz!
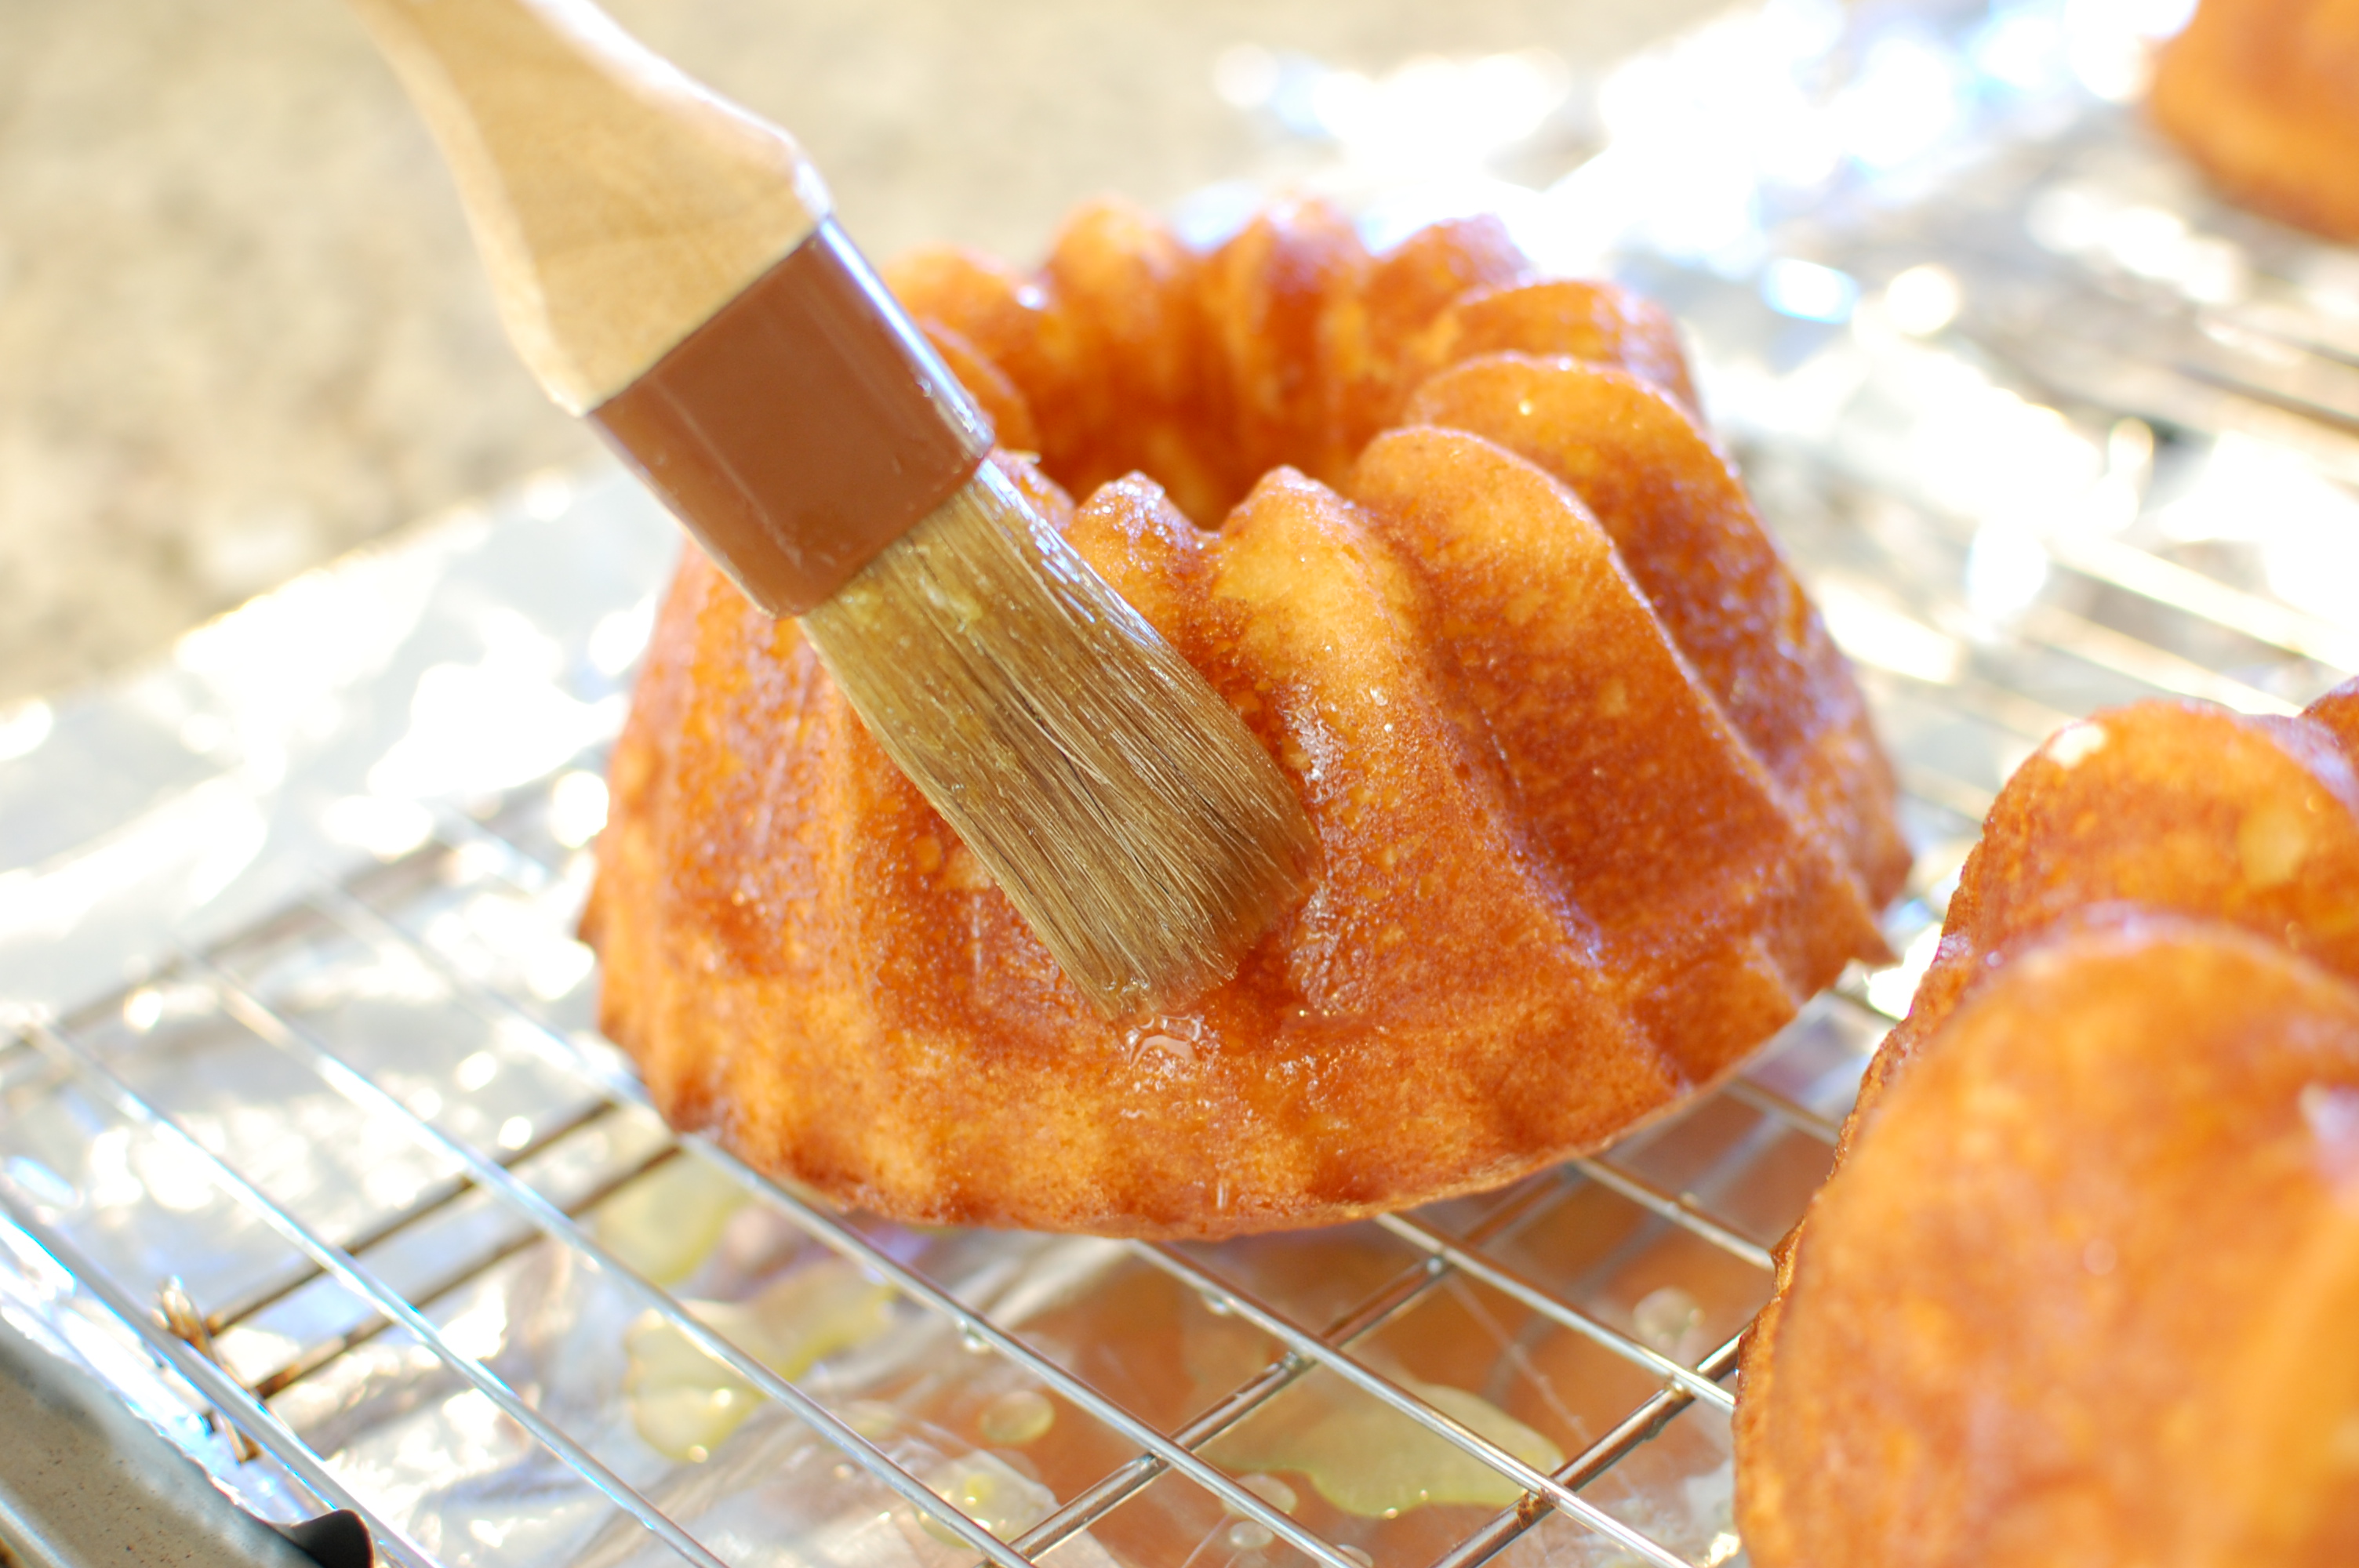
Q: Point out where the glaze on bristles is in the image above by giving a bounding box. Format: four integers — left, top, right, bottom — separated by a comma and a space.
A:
802, 459, 1318, 1017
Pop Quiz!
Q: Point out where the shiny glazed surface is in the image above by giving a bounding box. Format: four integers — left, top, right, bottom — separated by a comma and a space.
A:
584, 198, 1906, 1236
1739, 679, 2359, 1563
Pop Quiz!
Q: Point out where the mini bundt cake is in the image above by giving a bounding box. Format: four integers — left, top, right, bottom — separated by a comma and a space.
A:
1740, 916, 2359, 1566
2150, 0, 2359, 242
1737, 678, 2359, 1565
583, 198, 1908, 1239
1847, 678, 2359, 1150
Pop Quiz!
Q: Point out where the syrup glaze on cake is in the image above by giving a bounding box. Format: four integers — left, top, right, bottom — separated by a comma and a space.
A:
1737, 679, 2359, 1566
583, 198, 1908, 1238
1742, 916, 2359, 1567
1845, 681, 2359, 1152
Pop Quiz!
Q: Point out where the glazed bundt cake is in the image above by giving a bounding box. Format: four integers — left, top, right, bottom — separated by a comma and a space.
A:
583, 198, 1908, 1239
2150, 0, 2359, 242
1739, 916, 2359, 1566
1737, 679, 2359, 1565
1846, 679, 2359, 1149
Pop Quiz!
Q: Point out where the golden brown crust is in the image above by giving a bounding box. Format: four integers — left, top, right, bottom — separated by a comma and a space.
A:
587, 198, 1906, 1237
1402, 355, 1910, 916
1739, 917, 2359, 1566
1846, 688, 2359, 1152
1738, 677, 2359, 1563
1412, 278, 1699, 416
1343, 428, 1884, 1073
2150, 0, 2359, 242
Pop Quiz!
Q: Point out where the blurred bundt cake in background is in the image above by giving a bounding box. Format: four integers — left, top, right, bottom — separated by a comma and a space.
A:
2150, 0, 2359, 241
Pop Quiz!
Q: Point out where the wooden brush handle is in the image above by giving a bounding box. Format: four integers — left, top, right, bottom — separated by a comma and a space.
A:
347, 0, 834, 412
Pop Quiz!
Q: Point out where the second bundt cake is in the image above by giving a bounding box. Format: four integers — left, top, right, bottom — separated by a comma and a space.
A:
1740, 915, 2359, 1566
1737, 679, 2359, 1564
583, 198, 1907, 1238
1845, 679, 2359, 1150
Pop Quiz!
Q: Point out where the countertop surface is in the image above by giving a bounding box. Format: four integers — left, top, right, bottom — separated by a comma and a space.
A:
0, 0, 1721, 707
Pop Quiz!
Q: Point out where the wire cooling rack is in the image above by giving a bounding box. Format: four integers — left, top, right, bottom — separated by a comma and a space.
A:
0, 763, 1876, 1568
3, 3, 2357, 1565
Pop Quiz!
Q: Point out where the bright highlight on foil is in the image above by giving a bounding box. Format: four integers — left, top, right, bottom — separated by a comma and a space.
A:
1834, 35, 1965, 171
1868, 924, 1946, 1018
2026, 182, 2248, 303
1214, 43, 1570, 176
1313, 51, 1570, 169
1540, 0, 2203, 287
322, 795, 435, 860
1814, 584, 1966, 685
2153, 434, 2359, 631
547, 771, 609, 848
1882, 264, 1963, 336
0, 701, 53, 762
1761, 259, 1859, 324
587, 597, 656, 677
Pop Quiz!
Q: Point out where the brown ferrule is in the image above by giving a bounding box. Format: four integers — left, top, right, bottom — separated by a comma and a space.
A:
591, 219, 994, 617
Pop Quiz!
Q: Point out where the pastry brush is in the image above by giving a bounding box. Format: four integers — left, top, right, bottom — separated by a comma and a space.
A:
345, 0, 1314, 1016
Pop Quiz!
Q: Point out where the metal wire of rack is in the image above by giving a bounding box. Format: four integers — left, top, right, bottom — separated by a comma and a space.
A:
6, 14, 2359, 1568
0, 416, 2330, 1566
3, 750, 1875, 1568
1, 767, 1885, 1568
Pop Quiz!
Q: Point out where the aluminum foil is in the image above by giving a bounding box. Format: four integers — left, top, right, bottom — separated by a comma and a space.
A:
3, 0, 2355, 1563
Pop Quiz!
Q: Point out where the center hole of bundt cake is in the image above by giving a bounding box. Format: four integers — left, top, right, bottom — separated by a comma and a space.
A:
1009, 322, 1358, 535
892, 201, 1547, 531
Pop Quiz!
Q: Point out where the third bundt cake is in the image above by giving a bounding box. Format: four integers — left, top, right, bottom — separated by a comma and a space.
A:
583, 198, 1908, 1238
2150, 0, 2359, 243
1737, 679, 2359, 1564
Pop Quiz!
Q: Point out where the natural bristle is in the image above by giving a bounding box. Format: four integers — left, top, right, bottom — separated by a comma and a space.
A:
800, 460, 1318, 1016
